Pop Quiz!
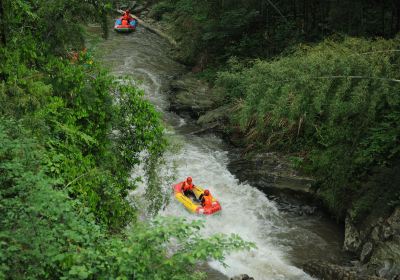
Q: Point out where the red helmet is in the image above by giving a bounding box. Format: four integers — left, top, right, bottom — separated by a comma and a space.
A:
204, 189, 210, 195
186, 177, 192, 183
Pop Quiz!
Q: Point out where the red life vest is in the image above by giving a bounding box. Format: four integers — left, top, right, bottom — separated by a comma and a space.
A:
122, 12, 133, 22
202, 195, 212, 208
182, 181, 194, 191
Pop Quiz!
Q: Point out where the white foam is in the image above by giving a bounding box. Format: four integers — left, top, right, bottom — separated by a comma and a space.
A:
102, 30, 314, 280
131, 140, 313, 280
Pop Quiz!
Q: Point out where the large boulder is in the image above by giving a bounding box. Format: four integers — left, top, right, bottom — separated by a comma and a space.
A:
230, 274, 254, 280
303, 260, 384, 280
169, 74, 222, 118
227, 151, 314, 195
366, 208, 400, 278
343, 207, 400, 279
369, 238, 400, 278
344, 216, 363, 253
360, 242, 374, 263
195, 103, 233, 134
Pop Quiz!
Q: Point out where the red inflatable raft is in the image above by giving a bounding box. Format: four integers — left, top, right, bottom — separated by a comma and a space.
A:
114, 17, 137, 33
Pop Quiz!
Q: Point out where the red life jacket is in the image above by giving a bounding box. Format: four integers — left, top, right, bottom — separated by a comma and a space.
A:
182, 181, 194, 191
202, 195, 212, 208
122, 12, 132, 22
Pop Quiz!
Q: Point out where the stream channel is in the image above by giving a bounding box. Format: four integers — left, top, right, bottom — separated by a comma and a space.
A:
93, 23, 348, 280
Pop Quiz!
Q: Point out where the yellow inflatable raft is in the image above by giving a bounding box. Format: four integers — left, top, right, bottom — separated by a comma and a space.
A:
173, 182, 222, 215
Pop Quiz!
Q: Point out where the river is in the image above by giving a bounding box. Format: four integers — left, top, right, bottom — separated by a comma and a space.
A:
93, 23, 347, 280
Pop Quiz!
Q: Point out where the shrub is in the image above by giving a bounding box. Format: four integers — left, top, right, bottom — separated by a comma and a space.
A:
217, 37, 400, 218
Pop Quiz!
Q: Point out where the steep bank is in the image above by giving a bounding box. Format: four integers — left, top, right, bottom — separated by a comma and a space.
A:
168, 73, 314, 194
166, 73, 349, 274
166, 72, 400, 279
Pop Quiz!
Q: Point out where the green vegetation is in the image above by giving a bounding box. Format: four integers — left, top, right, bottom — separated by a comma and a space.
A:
0, 1, 252, 279
150, 0, 400, 64
0, 125, 249, 278
148, 0, 400, 221
216, 38, 400, 219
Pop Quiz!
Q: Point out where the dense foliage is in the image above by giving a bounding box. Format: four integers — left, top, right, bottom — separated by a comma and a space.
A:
0, 32, 165, 230
147, 0, 400, 221
216, 37, 400, 219
0, 123, 251, 279
0, 122, 251, 279
0, 1, 251, 279
149, 0, 400, 65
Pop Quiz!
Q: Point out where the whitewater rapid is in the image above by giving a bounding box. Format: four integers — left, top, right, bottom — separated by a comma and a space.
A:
158, 135, 313, 280
94, 24, 343, 280
130, 68, 313, 278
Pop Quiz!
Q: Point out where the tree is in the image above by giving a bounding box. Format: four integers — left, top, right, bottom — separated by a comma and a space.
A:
0, 119, 253, 279
216, 37, 400, 218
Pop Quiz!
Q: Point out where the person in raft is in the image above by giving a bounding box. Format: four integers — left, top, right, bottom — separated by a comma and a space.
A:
182, 176, 196, 198
122, 10, 133, 21
199, 189, 212, 208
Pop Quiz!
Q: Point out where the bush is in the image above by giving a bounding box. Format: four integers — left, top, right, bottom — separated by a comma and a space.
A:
149, 1, 175, 21
0, 119, 253, 279
216, 37, 400, 218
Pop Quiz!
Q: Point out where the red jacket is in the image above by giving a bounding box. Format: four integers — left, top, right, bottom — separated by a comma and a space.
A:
202, 195, 212, 208
182, 181, 194, 191
122, 12, 133, 21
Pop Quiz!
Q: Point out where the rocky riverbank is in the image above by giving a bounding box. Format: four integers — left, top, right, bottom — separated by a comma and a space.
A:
128, 2, 400, 277
343, 207, 400, 278
303, 260, 386, 280
167, 73, 316, 195
166, 73, 400, 279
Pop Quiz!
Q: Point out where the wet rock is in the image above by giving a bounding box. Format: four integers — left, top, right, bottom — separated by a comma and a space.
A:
303, 260, 385, 280
169, 74, 222, 118
133, 4, 145, 13
382, 226, 393, 240
387, 208, 400, 230
227, 152, 314, 195
344, 216, 362, 253
230, 274, 254, 280
196, 104, 232, 133
342, 207, 400, 279
197, 104, 231, 125
360, 242, 373, 263
371, 226, 381, 243
369, 237, 400, 279
297, 205, 316, 215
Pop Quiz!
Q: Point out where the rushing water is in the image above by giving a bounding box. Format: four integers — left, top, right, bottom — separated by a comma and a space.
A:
94, 24, 346, 280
